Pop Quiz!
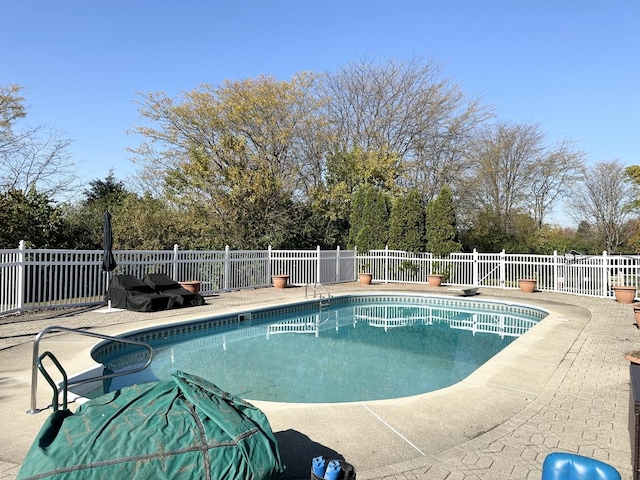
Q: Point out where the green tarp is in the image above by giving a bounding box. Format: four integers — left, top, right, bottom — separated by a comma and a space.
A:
17, 371, 283, 480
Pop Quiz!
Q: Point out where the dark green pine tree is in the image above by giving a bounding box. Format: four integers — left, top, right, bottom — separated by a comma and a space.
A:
425, 185, 462, 256
388, 189, 426, 252
348, 184, 368, 248
349, 184, 390, 251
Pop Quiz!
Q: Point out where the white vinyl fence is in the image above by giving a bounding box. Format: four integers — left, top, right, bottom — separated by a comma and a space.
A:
0, 242, 638, 315
0, 242, 355, 315
359, 247, 638, 297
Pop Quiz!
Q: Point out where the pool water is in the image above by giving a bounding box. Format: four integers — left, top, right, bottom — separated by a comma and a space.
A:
94, 296, 546, 403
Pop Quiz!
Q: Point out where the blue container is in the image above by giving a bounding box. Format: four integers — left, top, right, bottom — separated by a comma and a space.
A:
324, 460, 341, 480
312, 456, 326, 478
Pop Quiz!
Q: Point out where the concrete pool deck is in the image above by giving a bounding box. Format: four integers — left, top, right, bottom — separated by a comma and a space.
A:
0, 283, 636, 479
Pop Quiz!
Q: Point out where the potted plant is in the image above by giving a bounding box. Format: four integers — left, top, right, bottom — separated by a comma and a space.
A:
271, 274, 290, 289
518, 278, 537, 293
427, 273, 444, 287
358, 262, 373, 285
612, 285, 636, 304
428, 261, 448, 287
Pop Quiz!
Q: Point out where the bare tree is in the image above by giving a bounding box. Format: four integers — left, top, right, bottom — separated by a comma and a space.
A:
0, 84, 77, 197
526, 138, 585, 227
463, 122, 542, 234
461, 122, 583, 233
567, 160, 636, 253
322, 56, 492, 201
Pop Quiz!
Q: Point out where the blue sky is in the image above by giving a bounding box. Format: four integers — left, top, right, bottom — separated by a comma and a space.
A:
2, 1, 639, 188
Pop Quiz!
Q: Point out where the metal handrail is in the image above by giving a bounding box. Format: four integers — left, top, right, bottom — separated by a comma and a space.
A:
28, 325, 154, 414
305, 282, 332, 302
37, 351, 68, 412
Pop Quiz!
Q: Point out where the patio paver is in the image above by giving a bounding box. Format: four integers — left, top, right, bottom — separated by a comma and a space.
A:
0, 283, 635, 479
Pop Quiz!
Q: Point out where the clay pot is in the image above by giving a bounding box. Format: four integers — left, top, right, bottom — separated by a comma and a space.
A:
359, 273, 373, 285
179, 280, 201, 294
428, 274, 444, 287
272, 275, 289, 289
625, 352, 640, 364
518, 279, 537, 293
612, 285, 636, 304
633, 305, 640, 329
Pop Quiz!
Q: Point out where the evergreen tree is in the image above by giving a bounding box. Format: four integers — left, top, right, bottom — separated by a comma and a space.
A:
63, 171, 133, 249
83, 170, 129, 207
425, 185, 461, 255
348, 184, 368, 248
388, 189, 425, 252
349, 184, 390, 251
0, 188, 65, 248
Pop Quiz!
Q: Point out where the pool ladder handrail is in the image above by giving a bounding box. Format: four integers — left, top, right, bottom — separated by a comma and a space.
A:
28, 325, 153, 414
305, 282, 331, 307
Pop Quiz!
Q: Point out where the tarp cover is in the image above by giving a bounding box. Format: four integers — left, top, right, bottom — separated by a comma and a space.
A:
17, 371, 283, 480
142, 273, 205, 307
105, 274, 174, 312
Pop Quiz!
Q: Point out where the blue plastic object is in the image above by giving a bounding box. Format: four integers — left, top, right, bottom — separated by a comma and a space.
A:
541, 452, 621, 480
323, 459, 341, 480
312, 456, 326, 477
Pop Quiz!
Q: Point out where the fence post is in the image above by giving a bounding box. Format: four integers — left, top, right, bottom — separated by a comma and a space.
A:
354, 246, 358, 281
267, 245, 272, 280
553, 251, 559, 292
172, 244, 179, 280
601, 251, 609, 297
384, 245, 389, 284
472, 249, 479, 286
224, 245, 230, 291
336, 246, 341, 283
316, 245, 321, 284
500, 249, 506, 289
17, 240, 25, 312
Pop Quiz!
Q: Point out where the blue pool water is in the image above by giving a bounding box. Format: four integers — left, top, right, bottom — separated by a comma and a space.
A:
93, 295, 547, 403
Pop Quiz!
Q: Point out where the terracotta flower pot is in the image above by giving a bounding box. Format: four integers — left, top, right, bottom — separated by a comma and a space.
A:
179, 280, 201, 294
428, 274, 444, 287
359, 272, 373, 285
633, 305, 640, 329
625, 352, 640, 364
272, 275, 289, 289
518, 279, 537, 293
612, 285, 636, 304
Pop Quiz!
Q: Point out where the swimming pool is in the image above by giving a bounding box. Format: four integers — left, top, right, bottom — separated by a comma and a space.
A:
92, 294, 547, 403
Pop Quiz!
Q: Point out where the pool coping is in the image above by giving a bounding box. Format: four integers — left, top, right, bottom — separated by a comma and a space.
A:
84, 292, 549, 401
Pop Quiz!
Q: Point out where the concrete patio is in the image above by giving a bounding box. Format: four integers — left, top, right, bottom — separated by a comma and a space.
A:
0, 283, 636, 479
